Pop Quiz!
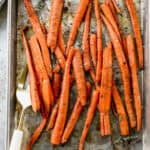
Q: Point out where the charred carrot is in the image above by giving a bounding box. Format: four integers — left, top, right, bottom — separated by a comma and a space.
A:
90, 34, 97, 69
72, 49, 87, 106
99, 42, 112, 136
29, 35, 54, 116
22, 30, 40, 112
94, 0, 103, 84
61, 82, 92, 143
79, 90, 99, 150
51, 48, 75, 145
24, 0, 52, 78
101, 14, 136, 128
125, 0, 143, 69
111, 0, 121, 13
54, 46, 66, 70
112, 81, 129, 135
47, 0, 64, 51
82, 2, 92, 71
126, 35, 142, 131
66, 0, 90, 55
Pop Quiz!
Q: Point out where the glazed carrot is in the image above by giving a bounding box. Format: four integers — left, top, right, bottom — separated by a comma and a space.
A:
53, 63, 61, 73
47, 0, 64, 51
51, 48, 75, 145
72, 49, 87, 106
54, 46, 66, 70
126, 35, 142, 131
22, 31, 40, 112
24, 0, 52, 78
82, 2, 92, 71
112, 81, 129, 135
66, 0, 90, 55
52, 73, 62, 99
99, 42, 112, 136
61, 82, 92, 143
94, 0, 103, 84
58, 24, 66, 55
90, 34, 97, 69
29, 35, 54, 116
26, 117, 47, 150
101, 4, 122, 42
111, 0, 121, 13
79, 90, 99, 150
101, 14, 136, 128
125, 0, 143, 69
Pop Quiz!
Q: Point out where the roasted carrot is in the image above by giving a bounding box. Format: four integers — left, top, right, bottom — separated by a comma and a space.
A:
79, 90, 99, 150
66, 0, 90, 55
61, 81, 92, 143
125, 0, 143, 69
26, 117, 47, 150
29, 35, 54, 116
82, 2, 92, 71
111, 0, 121, 13
72, 49, 87, 106
51, 48, 75, 145
112, 81, 129, 135
89, 68, 96, 84
126, 35, 142, 131
101, 14, 136, 128
53, 63, 61, 73
54, 46, 66, 70
47, 0, 64, 51
90, 34, 97, 69
99, 42, 112, 136
24, 0, 52, 78
41, 24, 47, 35
52, 73, 62, 99
122, 36, 129, 60
22, 30, 40, 112
94, 0, 103, 84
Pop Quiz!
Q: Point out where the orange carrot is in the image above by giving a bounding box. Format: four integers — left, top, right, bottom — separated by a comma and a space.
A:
111, 0, 121, 13
89, 68, 96, 84
66, 0, 90, 55
22, 30, 40, 112
24, 0, 52, 78
99, 42, 112, 136
94, 0, 103, 84
125, 0, 143, 69
112, 81, 129, 135
54, 46, 66, 70
53, 63, 61, 73
101, 14, 136, 128
41, 24, 47, 35
82, 2, 92, 71
47, 0, 64, 51
126, 35, 142, 131
52, 73, 62, 99
61, 81, 92, 143
72, 49, 87, 106
29, 35, 54, 116
79, 90, 99, 150
90, 34, 97, 69
51, 48, 75, 145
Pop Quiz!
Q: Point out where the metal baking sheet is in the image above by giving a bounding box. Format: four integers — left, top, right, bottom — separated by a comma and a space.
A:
5, 0, 150, 150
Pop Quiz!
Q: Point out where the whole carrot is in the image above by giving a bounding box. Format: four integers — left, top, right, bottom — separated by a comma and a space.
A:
125, 0, 143, 69
24, 0, 52, 78
111, 0, 121, 13
112, 81, 129, 136
101, 14, 136, 128
53, 63, 61, 73
22, 30, 40, 112
90, 34, 97, 69
51, 48, 75, 145
99, 42, 112, 136
94, 0, 103, 84
61, 82, 92, 143
47, 0, 64, 51
82, 2, 92, 71
126, 35, 142, 131
72, 49, 87, 106
79, 90, 99, 150
66, 0, 90, 55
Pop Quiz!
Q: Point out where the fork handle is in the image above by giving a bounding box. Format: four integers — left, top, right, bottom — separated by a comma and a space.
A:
9, 129, 23, 150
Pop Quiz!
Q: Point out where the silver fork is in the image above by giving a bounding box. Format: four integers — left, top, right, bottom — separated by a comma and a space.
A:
9, 65, 31, 150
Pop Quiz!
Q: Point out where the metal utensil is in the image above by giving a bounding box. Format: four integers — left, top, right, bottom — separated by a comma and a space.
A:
9, 65, 31, 150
